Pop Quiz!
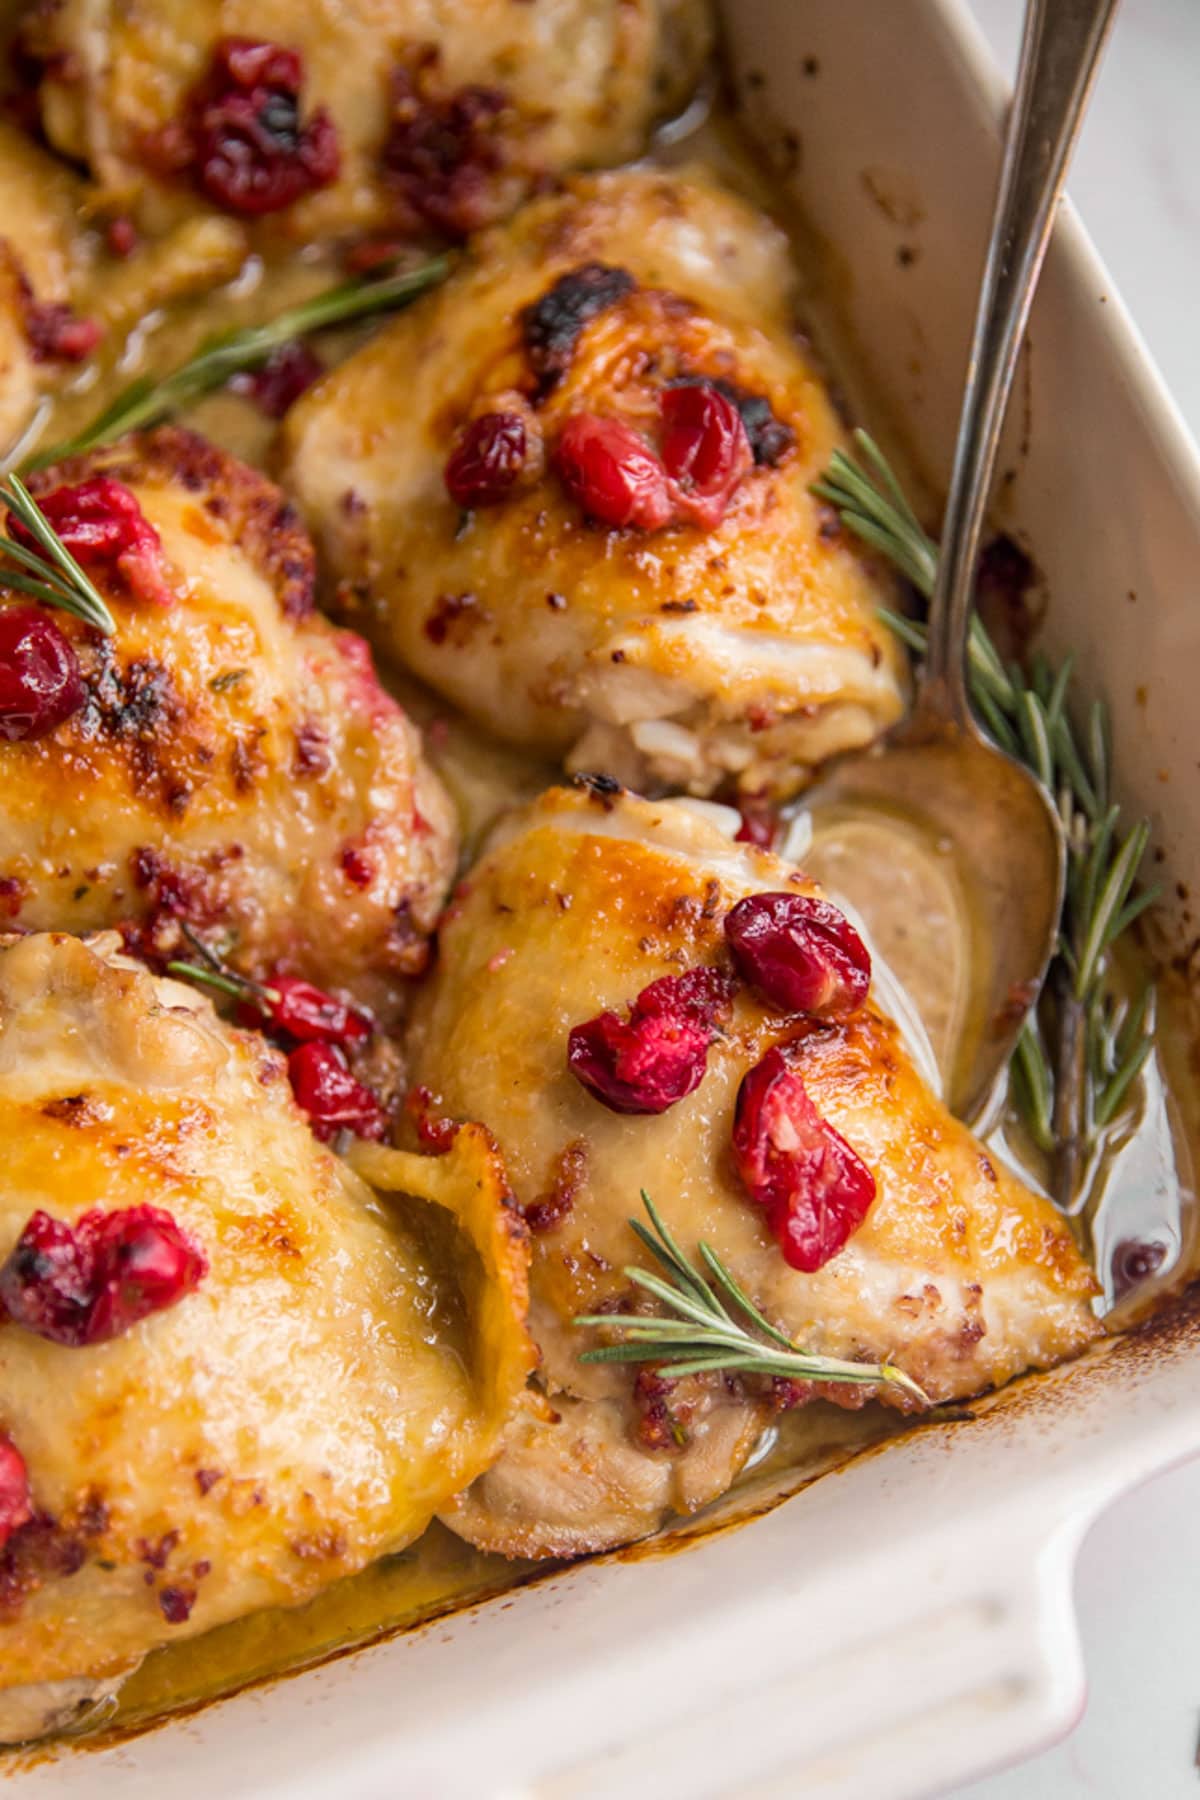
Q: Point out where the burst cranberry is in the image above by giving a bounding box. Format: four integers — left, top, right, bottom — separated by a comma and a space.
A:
230, 341, 322, 417
0, 607, 84, 741
567, 967, 735, 1115
0, 1434, 31, 1550
240, 975, 371, 1047
660, 383, 752, 529
187, 37, 340, 216
382, 56, 508, 239
444, 411, 528, 508
732, 1047, 875, 1273
555, 414, 673, 532
11, 478, 173, 607
287, 1042, 386, 1142
724, 892, 871, 1019
0, 1206, 208, 1347
22, 300, 102, 364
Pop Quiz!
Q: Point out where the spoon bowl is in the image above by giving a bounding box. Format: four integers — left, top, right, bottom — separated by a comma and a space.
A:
803, 0, 1117, 1122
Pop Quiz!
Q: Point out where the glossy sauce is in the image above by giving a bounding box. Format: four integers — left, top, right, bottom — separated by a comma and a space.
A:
8, 94, 1196, 1753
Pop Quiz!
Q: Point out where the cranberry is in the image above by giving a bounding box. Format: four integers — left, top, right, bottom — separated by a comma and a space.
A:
287, 1043, 386, 1142
732, 1047, 875, 1273
724, 893, 871, 1019
240, 974, 371, 1048
567, 967, 735, 1115
555, 414, 673, 532
444, 412, 527, 508
0, 1434, 32, 1550
381, 55, 508, 240
660, 383, 752, 529
187, 38, 340, 216
0, 607, 84, 741
229, 341, 322, 417
22, 300, 102, 364
734, 802, 779, 851
11, 478, 173, 607
0, 1206, 208, 1347
405, 1084, 460, 1152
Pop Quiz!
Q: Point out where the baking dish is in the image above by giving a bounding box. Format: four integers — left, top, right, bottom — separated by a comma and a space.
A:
11, 0, 1200, 1794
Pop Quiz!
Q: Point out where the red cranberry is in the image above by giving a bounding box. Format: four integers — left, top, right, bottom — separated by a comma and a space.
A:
567, 967, 735, 1115
229, 341, 322, 417
187, 38, 340, 216
732, 1047, 875, 1273
381, 56, 508, 240
555, 414, 673, 532
240, 974, 371, 1048
0, 1434, 32, 1549
287, 1043, 387, 1142
444, 412, 527, 509
734, 802, 779, 851
11, 478, 173, 607
724, 893, 871, 1019
0, 607, 84, 741
660, 383, 752, 529
405, 1084, 460, 1152
21, 300, 102, 364
0, 1206, 208, 1346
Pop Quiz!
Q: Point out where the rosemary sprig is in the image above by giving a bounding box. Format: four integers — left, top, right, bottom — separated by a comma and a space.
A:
166, 923, 276, 1007
21, 256, 451, 474
814, 431, 1157, 1198
0, 473, 115, 632
575, 1192, 929, 1407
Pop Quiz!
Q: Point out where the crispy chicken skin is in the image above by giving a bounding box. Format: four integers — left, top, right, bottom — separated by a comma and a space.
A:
280, 170, 906, 798
0, 932, 532, 1741
0, 428, 457, 1019
407, 786, 1101, 1557
20, 0, 711, 244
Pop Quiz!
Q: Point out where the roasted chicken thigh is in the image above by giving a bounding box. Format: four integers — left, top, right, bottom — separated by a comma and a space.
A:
0, 428, 456, 1019
0, 931, 532, 1742
281, 169, 906, 798
405, 785, 1101, 1557
19, 0, 710, 245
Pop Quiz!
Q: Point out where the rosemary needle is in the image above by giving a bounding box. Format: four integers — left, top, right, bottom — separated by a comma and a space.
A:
0, 474, 115, 633
22, 255, 452, 474
575, 1192, 929, 1407
813, 430, 1157, 1200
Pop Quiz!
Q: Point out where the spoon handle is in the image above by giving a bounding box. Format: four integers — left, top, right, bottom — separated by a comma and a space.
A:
922, 0, 1120, 722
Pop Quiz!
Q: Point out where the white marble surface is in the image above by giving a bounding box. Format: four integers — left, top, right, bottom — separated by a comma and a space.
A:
947, 8, 1200, 1796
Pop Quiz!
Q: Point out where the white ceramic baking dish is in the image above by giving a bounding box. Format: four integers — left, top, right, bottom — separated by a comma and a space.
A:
14, 2, 1200, 1795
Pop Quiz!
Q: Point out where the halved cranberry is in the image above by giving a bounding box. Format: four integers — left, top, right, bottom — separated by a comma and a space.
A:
187, 37, 340, 216
660, 383, 752, 529
0, 1434, 32, 1549
567, 967, 735, 1115
444, 411, 527, 508
11, 478, 173, 607
555, 415, 673, 532
0, 1206, 208, 1346
724, 892, 871, 1019
287, 1042, 386, 1142
0, 607, 84, 741
240, 974, 371, 1048
732, 1047, 875, 1272
229, 341, 322, 417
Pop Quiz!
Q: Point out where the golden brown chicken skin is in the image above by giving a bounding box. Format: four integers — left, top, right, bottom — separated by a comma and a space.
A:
280, 170, 906, 799
19, 0, 710, 247
0, 428, 456, 1020
0, 931, 532, 1742
405, 785, 1101, 1558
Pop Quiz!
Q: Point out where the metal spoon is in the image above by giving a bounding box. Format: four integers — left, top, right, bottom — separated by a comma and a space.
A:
804, 0, 1120, 1123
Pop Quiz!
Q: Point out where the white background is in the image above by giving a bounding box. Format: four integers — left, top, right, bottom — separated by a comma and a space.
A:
952, 3, 1200, 1796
